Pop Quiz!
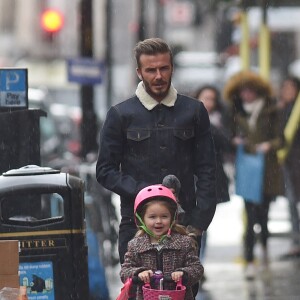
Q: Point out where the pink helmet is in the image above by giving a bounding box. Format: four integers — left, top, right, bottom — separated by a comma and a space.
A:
134, 184, 177, 221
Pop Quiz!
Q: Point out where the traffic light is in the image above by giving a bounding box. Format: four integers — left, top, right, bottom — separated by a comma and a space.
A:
41, 9, 64, 37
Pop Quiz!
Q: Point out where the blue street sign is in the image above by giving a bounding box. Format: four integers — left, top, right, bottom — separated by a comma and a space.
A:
0, 68, 28, 110
67, 58, 104, 85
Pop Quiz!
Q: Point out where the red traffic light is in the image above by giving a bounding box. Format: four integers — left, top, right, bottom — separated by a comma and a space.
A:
41, 9, 64, 33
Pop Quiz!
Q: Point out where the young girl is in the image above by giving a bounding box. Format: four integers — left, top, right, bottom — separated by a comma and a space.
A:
120, 184, 203, 300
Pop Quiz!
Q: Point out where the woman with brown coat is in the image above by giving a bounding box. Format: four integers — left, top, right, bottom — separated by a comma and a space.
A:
223, 71, 284, 280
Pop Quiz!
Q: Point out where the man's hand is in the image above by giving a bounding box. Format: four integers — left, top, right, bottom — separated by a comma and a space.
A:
187, 225, 203, 236
193, 228, 203, 236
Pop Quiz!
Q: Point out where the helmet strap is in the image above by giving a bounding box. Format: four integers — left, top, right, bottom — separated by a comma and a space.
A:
136, 213, 158, 239
135, 212, 176, 243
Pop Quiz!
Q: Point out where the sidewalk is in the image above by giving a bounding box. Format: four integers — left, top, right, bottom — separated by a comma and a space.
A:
197, 195, 300, 300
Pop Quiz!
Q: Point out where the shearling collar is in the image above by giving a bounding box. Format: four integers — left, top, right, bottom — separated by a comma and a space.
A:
135, 81, 177, 110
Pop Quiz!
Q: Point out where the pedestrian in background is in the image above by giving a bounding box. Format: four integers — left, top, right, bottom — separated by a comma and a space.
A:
194, 85, 231, 286
96, 37, 217, 267
195, 85, 231, 206
120, 184, 203, 300
223, 71, 284, 280
277, 76, 300, 259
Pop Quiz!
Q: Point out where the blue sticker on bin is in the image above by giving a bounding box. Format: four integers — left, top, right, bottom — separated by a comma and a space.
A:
19, 261, 55, 300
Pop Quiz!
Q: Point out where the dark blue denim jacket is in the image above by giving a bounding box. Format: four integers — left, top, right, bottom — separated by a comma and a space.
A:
96, 94, 216, 231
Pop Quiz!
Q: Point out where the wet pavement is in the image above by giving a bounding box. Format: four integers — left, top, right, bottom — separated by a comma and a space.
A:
105, 195, 300, 300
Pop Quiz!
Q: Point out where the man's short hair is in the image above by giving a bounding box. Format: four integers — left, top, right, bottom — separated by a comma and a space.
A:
134, 38, 173, 68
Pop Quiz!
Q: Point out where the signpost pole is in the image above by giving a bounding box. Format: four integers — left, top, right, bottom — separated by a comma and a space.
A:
79, 0, 98, 159
0, 68, 46, 173
105, 0, 113, 110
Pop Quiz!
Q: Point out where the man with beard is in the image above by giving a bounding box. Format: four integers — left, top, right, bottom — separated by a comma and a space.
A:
96, 38, 216, 267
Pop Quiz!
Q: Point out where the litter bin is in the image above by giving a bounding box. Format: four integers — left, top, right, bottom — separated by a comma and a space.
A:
0, 165, 89, 300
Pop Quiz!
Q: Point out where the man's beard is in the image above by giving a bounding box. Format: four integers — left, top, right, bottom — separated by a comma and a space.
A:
142, 78, 171, 101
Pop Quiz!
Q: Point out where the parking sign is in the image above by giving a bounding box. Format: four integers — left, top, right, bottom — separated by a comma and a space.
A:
0, 68, 28, 111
